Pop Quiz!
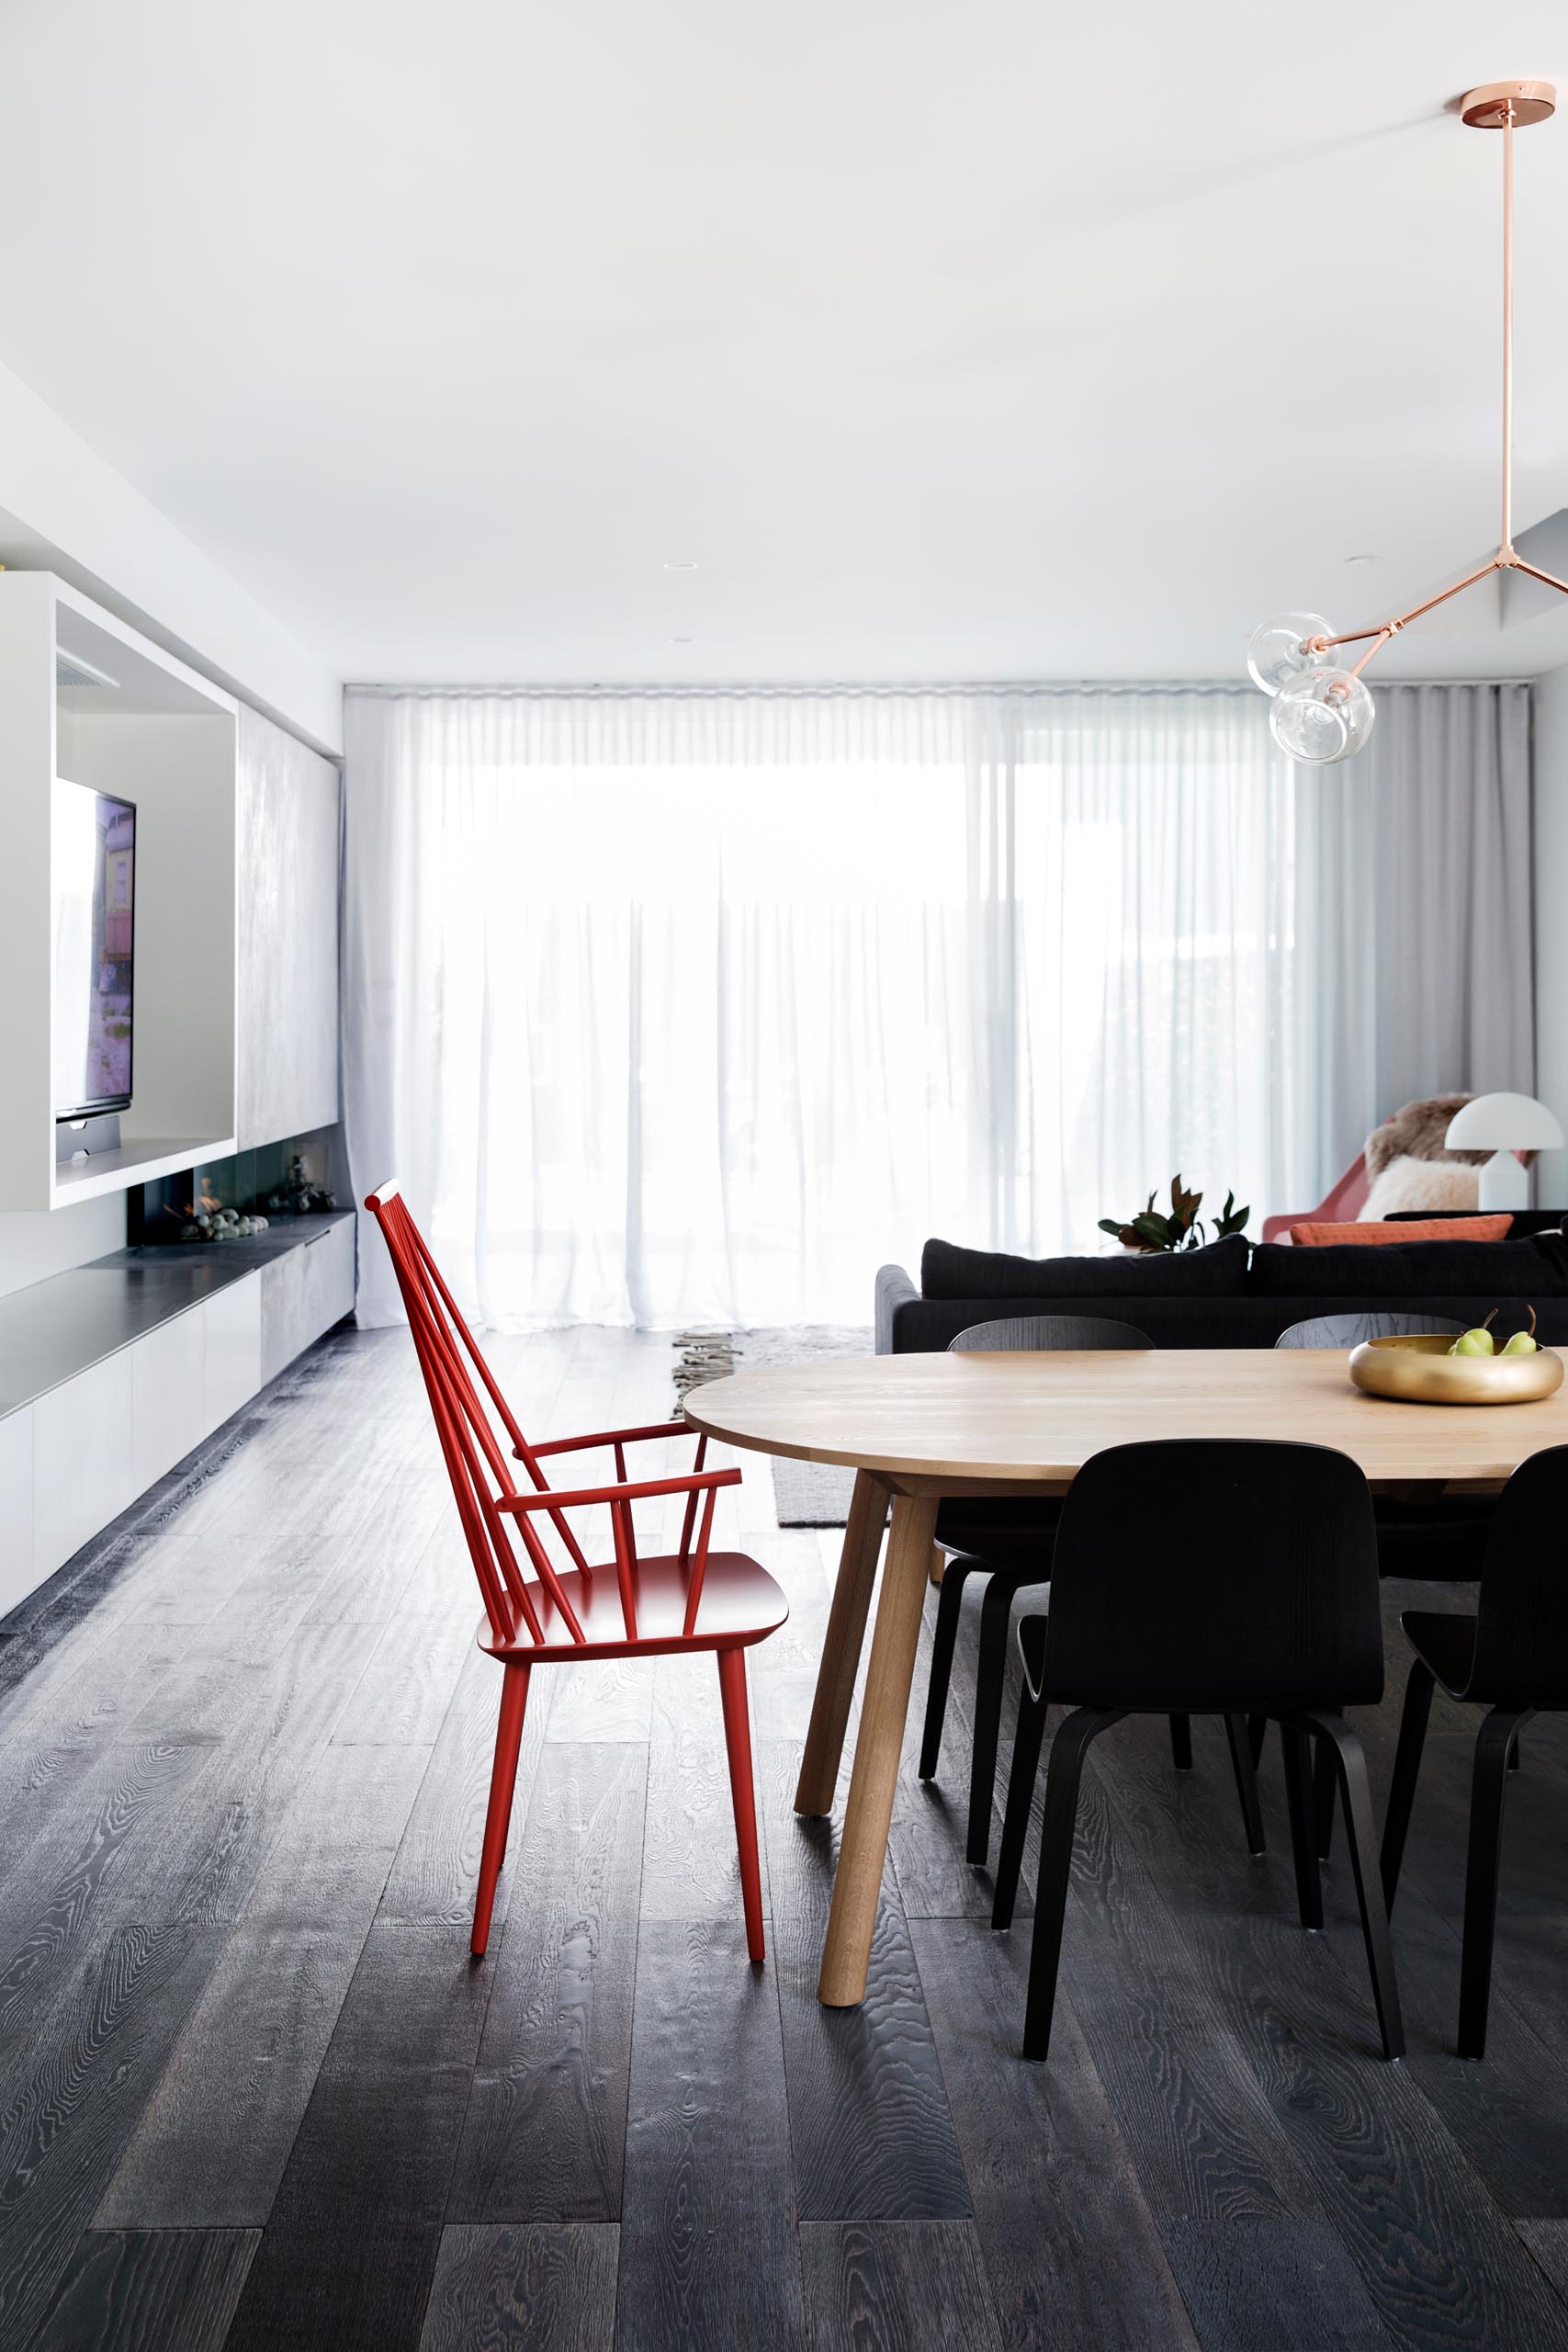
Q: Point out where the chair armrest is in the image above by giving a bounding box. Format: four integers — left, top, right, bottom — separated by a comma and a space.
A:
875, 1262, 919, 1354
499, 1466, 740, 1513
528, 1420, 700, 1460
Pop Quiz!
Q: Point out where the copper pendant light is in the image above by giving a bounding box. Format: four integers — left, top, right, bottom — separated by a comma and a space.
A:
1248, 78, 1566, 763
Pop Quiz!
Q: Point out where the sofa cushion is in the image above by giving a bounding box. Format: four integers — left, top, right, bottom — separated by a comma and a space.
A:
1290, 1214, 1513, 1246
1248, 1232, 1568, 1298
920, 1234, 1249, 1302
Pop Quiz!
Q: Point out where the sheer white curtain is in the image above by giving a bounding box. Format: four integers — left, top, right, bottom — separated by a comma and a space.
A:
343, 683, 1532, 1330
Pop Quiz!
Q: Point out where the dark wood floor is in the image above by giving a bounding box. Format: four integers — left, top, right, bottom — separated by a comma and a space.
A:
4, 1324, 1568, 2350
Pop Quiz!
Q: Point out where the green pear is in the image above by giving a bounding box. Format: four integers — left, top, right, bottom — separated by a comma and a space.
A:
1450, 1328, 1496, 1356
1502, 1329, 1538, 1354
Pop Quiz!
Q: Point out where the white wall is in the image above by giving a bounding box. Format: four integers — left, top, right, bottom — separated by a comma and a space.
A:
1534, 661, 1568, 1205
0, 1197, 125, 1301
0, 358, 340, 757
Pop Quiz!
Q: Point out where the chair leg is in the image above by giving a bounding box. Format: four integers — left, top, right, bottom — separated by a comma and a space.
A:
1168, 1713, 1193, 1771
1298, 1710, 1405, 2062
1224, 1713, 1267, 1857
717, 1645, 766, 1963
1458, 1705, 1534, 2061
1311, 1711, 1340, 1860
1280, 1723, 1323, 1931
992, 1682, 1049, 1930
918, 1558, 974, 1780
472, 1662, 530, 1958
1379, 1659, 1435, 1913
967, 1572, 1021, 1866
1247, 1712, 1268, 1769
1022, 1705, 1122, 2062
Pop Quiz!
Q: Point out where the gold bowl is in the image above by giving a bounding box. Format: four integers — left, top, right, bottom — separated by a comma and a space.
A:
1348, 1332, 1564, 1407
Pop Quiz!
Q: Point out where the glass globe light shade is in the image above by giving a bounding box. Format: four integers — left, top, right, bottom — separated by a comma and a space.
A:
1247, 612, 1337, 696
1269, 669, 1376, 765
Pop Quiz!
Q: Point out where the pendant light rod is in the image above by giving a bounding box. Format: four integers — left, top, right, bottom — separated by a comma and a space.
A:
1249, 78, 1567, 762
1502, 98, 1515, 553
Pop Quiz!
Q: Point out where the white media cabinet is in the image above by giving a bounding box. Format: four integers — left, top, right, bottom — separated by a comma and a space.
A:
0, 1215, 355, 1619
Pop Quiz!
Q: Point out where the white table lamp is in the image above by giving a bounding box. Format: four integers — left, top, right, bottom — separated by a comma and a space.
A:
1443, 1091, 1564, 1211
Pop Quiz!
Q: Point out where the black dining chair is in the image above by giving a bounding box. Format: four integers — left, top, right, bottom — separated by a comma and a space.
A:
991, 1439, 1404, 2065
1273, 1310, 1500, 1858
919, 1314, 1186, 1870
1380, 1444, 1568, 2059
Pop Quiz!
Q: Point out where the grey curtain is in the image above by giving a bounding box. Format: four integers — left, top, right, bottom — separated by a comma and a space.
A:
1292, 681, 1534, 1193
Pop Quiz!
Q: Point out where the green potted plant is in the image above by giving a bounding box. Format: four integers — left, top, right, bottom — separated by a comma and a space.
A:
1098, 1175, 1250, 1254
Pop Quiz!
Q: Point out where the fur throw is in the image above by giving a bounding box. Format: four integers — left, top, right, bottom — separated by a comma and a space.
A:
1364, 1093, 1486, 1178
1361, 1155, 1481, 1219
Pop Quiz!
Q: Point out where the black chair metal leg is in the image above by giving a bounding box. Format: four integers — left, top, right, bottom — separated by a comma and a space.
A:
1458, 1705, 1535, 2061
1022, 1705, 1123, 2061
1224, 1713, 1267, 1857
1280, 1723, 1323, 1930
1298, 1709, 1404, 2062
1379, 1658, 1434, 1912
919, 1557, 975, 1780
967, 1572, 1021, 1864
1168, 1713, 1193, 1770
992, 1682, 1049, 1929
1247, 1713, 1268, 1769
1311, 1712, 1340, 1860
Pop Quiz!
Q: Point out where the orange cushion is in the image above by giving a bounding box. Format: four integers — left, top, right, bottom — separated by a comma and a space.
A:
1289, 1214, 1514, 1247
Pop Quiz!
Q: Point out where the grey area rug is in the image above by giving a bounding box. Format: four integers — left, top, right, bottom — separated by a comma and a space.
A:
673, 1325, 872, 1527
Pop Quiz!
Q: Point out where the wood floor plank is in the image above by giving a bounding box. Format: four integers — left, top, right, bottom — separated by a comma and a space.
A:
1517, 2221, 1568, 2307
378, 1645, 558, 1930
761, 1744, 971, 2223
0, 1921, 222, 2347
108, 1622, 368, 1926
1188, 1913, 1568, 2350
450, 1742, 647, 2224
331, 1610, 477, 1747
639, 1651, 757, 1924
0, 1733, 222, 2074
220, 1926, 493, 2352
912, 1916, 1197, 2351
416, 2222, 619, 2352
1160, 2220, 1393, 2350
95, 1740, 437, 2233
799, 2219, 1003, 2351
28, 2226, 260, 2352
615, 1917, 804, 2352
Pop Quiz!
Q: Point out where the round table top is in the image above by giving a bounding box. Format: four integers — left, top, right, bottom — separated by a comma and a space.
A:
681, 1347, 1568, 1488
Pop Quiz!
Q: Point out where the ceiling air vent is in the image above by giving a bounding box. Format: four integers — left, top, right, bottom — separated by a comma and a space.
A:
55, 650, 121, 693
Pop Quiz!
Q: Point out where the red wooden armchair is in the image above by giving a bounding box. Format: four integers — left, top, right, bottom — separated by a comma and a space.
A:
365, 1180, 786, 1962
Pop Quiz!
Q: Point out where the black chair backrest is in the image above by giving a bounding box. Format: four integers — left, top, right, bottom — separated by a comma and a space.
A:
1275, 1312, 1464, 1350
1043, 1440, 1384, 1710
1471, 1445, 1568, 1705
949, 1314, 1153, 1352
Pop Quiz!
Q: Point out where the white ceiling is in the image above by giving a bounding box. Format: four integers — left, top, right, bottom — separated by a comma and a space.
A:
4, 3, 1568, 686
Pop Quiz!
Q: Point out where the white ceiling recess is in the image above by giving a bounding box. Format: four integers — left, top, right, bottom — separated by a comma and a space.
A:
1, 4, 1568, 688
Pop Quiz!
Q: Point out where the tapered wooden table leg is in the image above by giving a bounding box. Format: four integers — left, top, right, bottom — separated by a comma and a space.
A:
817, 1491, 939, 2006
794, 1469, 889, 1816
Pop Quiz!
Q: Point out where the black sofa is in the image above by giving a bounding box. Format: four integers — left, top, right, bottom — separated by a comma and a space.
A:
875, 1220, 1568, 1356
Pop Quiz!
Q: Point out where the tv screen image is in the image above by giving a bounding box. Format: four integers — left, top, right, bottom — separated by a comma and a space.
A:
52, 781, 135, 1120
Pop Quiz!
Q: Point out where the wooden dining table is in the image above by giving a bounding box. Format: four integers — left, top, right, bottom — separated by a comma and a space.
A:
682, 1345, 1568, 2008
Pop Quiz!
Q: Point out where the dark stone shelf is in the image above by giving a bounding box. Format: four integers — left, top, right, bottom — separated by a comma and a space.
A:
0, 1212, 355, 1418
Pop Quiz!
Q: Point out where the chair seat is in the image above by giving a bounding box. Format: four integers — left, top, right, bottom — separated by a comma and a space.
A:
1401, 1609, 1478, 1699
937, 1496, 1060, 1569
479, 1548, 788, 1662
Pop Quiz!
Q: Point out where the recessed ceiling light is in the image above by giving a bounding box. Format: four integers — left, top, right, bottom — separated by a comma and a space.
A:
672, 635, 694, 644
662, 560, 698, 571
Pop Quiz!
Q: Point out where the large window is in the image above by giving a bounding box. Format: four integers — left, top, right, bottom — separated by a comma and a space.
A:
344, 684, 1531, 1329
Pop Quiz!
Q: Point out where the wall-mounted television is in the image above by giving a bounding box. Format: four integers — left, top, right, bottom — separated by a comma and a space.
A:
52, 781, 136, 1121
